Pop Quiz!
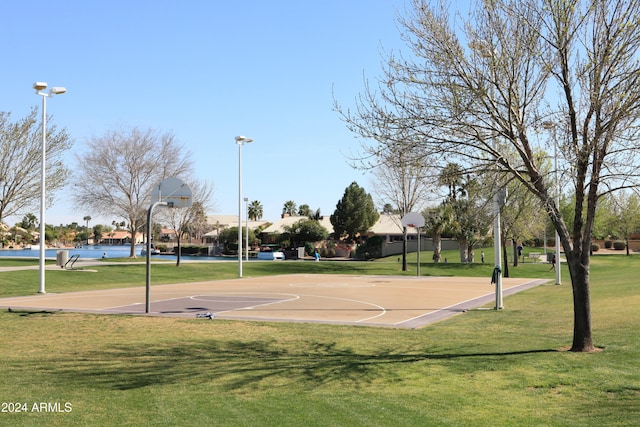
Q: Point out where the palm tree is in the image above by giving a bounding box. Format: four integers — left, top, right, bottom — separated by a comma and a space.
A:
424, 204, 455, 263
438, 163, 463, 202
282, 200, 297, 217
297, 204, 312, 217
83, 215, 92, 244
309, 208, 322, 220
248, 200, 263, 221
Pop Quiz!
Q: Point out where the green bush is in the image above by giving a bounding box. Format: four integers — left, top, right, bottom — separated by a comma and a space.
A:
180, 246, 209, 256
604, 240, 613, 249
591, 243, 600, 252
304, 242, 315, 256
613, 241, 626, 250
356, 236, 384, 260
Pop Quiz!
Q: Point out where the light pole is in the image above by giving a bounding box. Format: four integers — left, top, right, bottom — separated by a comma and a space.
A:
469, 40, 502, 309
33, 82, 66, 294
244, 197, 249, 261
542, 121, 562, 285
235, 136, 253, 277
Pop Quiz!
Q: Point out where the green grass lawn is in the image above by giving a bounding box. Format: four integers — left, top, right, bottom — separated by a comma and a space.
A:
1, 251, 639, 426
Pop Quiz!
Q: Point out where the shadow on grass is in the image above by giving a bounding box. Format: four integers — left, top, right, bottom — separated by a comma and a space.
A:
43, 338, 558, 391
7, 308, 58, 316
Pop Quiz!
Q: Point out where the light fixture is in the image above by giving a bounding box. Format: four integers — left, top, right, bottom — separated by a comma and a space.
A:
469, 40, 502, 309
542, 121, 562, 285
33, 82, 67, 294
236, 136, 253, 277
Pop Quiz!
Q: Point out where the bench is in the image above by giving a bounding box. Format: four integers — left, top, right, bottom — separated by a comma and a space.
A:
525, 252, 542, 263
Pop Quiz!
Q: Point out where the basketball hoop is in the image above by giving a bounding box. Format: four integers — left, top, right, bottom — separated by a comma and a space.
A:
150, 177, 192, 208
401, 212, 425, 229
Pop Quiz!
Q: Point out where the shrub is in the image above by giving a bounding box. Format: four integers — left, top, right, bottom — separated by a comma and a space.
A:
604, 240, 613, 249
304, 242, 315, 256
613, 241, 626, 250
356, 236, 384, 260
180, 246, 209, 256
523, 238, 543, 247
591, 243, 600, 252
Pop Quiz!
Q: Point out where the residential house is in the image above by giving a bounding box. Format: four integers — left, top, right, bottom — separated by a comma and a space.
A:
99, 230, 143, 245
203, 215, 270, 244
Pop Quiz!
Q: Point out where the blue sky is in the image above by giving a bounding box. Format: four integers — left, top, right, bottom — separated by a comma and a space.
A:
2, 0, 409, 226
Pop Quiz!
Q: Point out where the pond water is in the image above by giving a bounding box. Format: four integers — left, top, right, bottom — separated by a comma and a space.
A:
0, 245, 231, 261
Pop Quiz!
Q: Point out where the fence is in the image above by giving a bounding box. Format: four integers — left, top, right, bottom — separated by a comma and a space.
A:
380, 238, 459, 258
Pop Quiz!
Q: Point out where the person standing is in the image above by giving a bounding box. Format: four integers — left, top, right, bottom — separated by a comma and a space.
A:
314, 250, 320, 262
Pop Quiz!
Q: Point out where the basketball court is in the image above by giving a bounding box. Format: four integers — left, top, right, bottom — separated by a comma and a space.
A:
0, 274, 547, 328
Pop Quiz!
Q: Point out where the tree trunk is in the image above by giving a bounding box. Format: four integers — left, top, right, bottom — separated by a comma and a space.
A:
502, 241, 510, 278
458, 238, 468, 263
128, 223, 137, 258
176, 238, 182, 267
566, 252, 595, 352
432, 233, 442, 263
512, 240, 519, 267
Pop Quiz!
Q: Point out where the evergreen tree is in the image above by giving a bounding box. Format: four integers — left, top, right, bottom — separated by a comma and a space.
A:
330, 182, 379, 242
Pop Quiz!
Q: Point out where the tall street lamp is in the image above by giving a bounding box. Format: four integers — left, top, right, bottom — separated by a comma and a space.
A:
235, 135, 253, 277
469, 40, 503, 309
542, 121, 562, 285
33, 82, 66, 294
244, 197, 249, 262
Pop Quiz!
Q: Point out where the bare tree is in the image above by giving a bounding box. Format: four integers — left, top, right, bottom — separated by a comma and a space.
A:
337, 0, 640, 352
370, 142, 438, 270
0, 108, 71, 224
73, 126, 193, 257
607, 191, 640, 256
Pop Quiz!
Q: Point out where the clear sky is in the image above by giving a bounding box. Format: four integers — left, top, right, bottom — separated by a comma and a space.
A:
2, 0, 409, 227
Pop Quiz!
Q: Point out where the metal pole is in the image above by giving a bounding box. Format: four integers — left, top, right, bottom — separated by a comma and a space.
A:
38, 94, 47, 294
468, 38, 502, 308
554, 128, 562, 285
417, 227, 421, 277
146, 202, 167, 313
494, 189, 503, 309
145, 206, 152, 313
238, 142, 243, 278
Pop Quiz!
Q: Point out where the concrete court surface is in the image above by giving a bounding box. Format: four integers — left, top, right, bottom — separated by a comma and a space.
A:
0, 274, 547, 328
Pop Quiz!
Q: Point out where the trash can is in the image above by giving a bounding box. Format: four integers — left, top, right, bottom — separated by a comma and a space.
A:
56, 250, 69, 267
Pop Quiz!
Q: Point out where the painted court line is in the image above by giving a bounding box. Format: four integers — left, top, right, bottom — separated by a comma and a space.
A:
0, 274, 549, 328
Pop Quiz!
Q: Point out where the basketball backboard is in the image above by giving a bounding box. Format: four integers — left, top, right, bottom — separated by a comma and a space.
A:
401, 212, 425, 228
150, 177, 192, 208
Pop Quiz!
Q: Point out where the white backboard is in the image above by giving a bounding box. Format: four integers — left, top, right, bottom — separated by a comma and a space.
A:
150, 177, 192, 208
401, 212, 425, 228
